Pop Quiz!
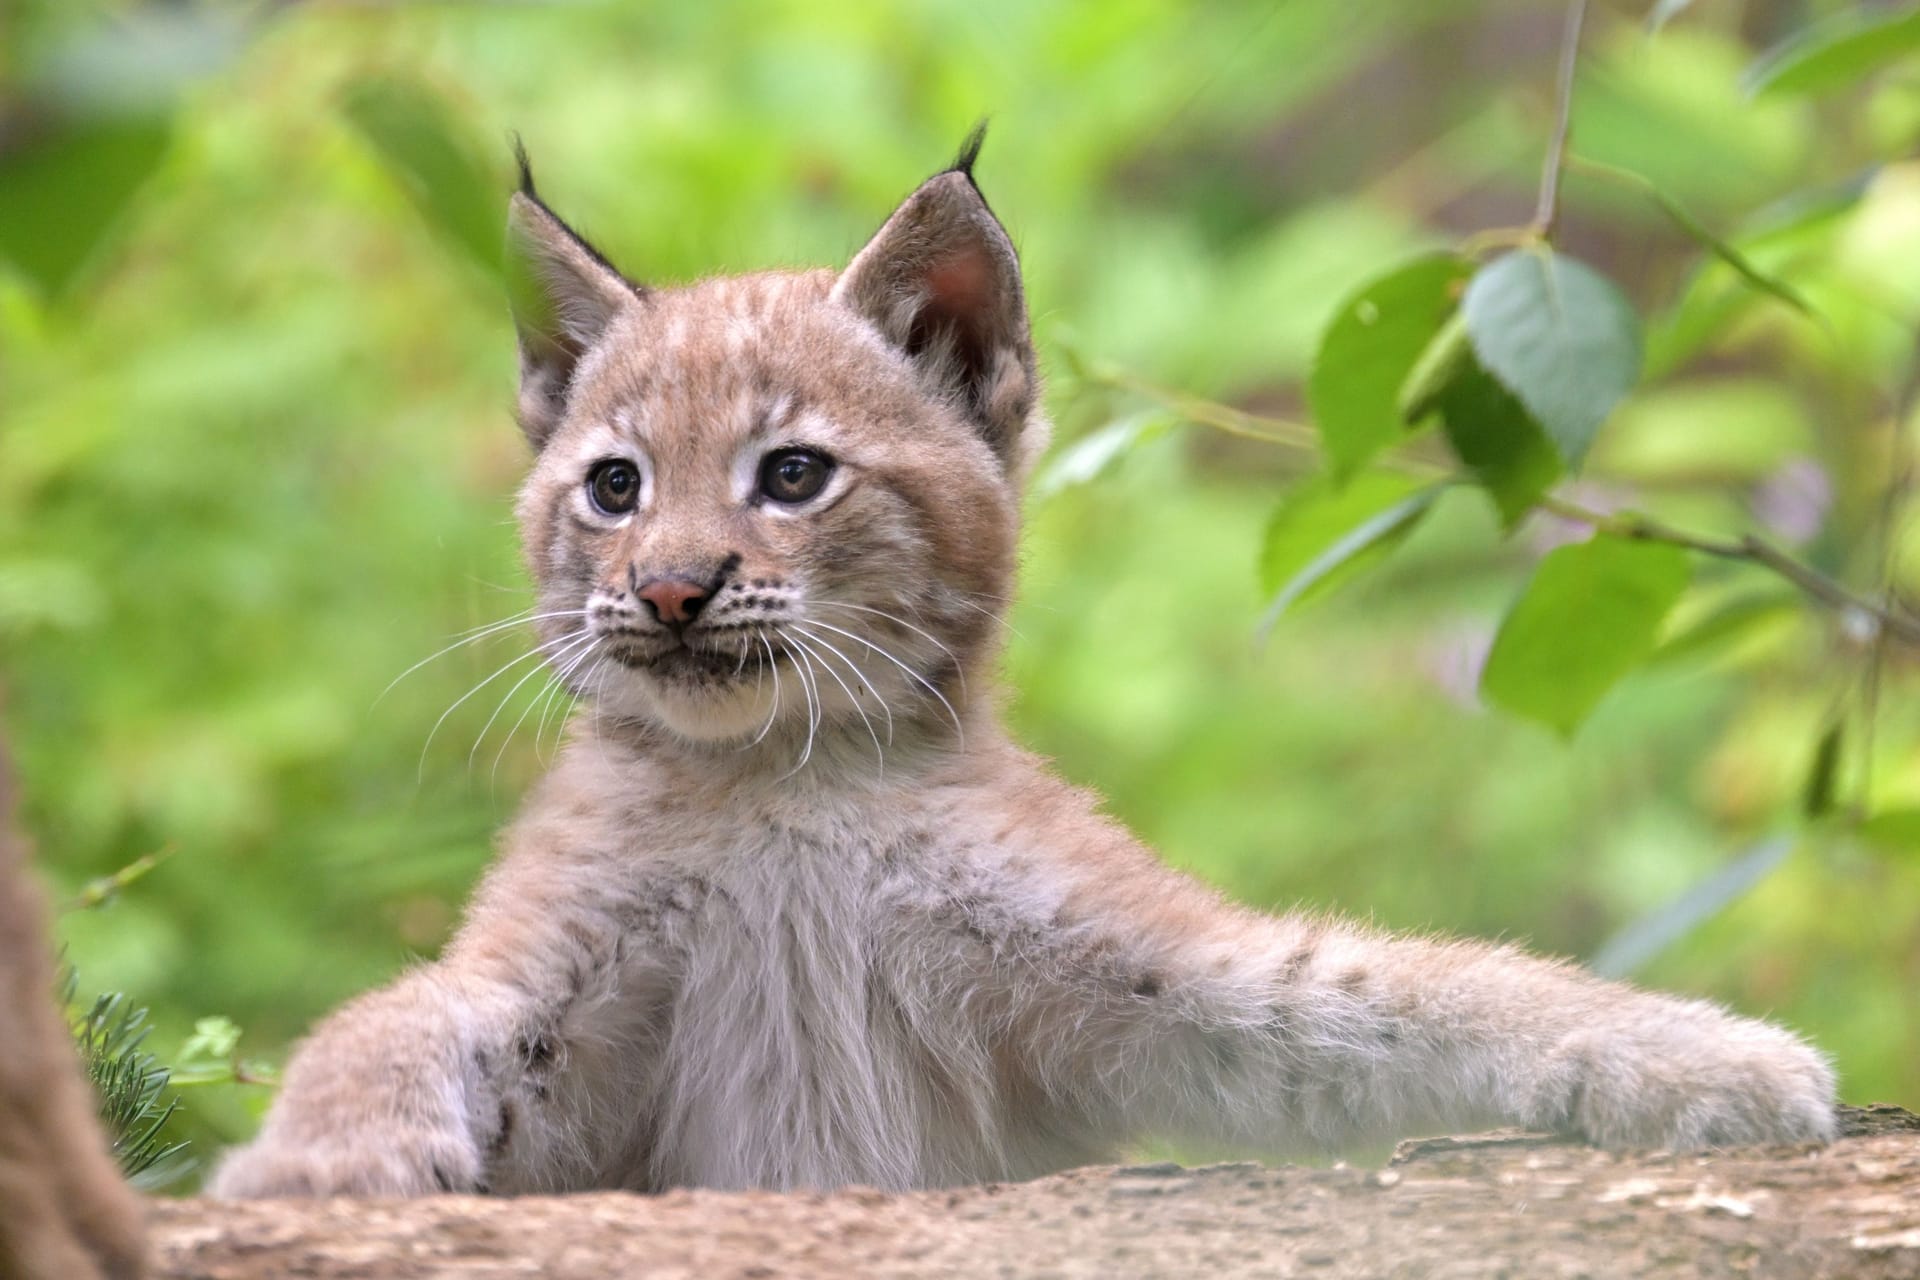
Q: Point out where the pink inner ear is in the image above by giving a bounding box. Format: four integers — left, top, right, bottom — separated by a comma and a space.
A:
925, 248, 993, 317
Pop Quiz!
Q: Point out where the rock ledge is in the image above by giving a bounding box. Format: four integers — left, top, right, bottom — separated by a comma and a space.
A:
154, 1105, 1920, 1279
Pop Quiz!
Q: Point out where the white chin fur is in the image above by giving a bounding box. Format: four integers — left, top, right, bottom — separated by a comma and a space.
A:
593, 667, 782, 743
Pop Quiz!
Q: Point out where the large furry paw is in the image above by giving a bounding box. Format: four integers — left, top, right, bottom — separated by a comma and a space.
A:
1535, 999, 1837, 1151
208, 1123, 483, 1198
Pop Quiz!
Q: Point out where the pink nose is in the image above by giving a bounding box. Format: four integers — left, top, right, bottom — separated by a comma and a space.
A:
636, 577, 709, 627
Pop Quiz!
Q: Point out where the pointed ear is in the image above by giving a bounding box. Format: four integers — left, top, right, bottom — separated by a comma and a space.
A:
504, 148, 643, 449
831, 130, 1037, 467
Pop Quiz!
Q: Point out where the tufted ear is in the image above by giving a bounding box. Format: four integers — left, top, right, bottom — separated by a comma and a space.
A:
504, 145, 644, 449
831, 125, 1037, 467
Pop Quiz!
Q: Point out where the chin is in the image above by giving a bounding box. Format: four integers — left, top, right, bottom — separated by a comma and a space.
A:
592, 662, 781, 744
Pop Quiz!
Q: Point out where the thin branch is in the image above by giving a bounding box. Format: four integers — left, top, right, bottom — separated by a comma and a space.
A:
1855, 344, 1920, 812
1079, 363, 1328, 452
1082, 366, 1920, 651
1533, 0, 1589, 239
1539, 495, 1920, 649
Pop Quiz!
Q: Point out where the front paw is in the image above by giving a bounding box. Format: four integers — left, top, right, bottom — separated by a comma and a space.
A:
1537, 1000, 1837, 1151
208, 1123, 483, 1198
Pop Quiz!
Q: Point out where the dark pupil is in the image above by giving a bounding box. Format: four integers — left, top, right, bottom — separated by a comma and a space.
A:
764, 450, 828, 502
592, 463, 637, 512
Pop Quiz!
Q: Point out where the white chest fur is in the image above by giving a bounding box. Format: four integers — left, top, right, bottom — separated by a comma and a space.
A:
621, 815, 1085, 1191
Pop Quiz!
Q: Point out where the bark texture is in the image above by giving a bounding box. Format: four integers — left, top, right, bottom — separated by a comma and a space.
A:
154, 1106, 1920, 1279
0, 738, 147, 1280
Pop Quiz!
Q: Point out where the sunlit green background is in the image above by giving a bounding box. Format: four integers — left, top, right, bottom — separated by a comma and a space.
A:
4, 0, 1918, 1178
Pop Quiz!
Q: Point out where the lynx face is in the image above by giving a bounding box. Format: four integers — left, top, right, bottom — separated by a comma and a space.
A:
506, 134, 1043, 750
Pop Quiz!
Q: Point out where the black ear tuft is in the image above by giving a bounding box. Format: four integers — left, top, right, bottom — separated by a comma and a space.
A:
510, 132, 537, 199
948, 119, 989, 186
504, 156, 644, 450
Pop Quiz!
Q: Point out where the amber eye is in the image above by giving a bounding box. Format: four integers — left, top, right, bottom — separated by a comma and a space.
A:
759, 449, 833, 504
586, 459, 640, 516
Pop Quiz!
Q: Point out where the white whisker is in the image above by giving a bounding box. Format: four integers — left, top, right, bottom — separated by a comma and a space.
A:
533, 636, 600, 761
532, 673, 571, 763
418, 642, 565, 782
586, 654, 620, 777
787, 627, 884, 772
376, 609, 591, 707
489, 632, 601, 786
809, 600, 965, 694
746, 634, 783, 749
790, 622, 894, 747
778, 636, 822, 778
469, 630, 594, 774
796, 617, 965, 747
946, 593, 1023, 640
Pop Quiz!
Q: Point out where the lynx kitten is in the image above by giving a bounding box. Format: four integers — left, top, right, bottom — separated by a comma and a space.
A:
212, 132, 1836, 1197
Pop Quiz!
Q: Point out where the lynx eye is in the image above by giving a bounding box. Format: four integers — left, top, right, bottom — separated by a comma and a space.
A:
759, 449, 833, 505
586, 459, 640, 516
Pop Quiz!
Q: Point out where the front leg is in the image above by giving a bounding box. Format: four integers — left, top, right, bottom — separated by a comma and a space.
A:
998, 864, 1835, 1155
210, 855, 679, 1198
208, 967, 515, 1197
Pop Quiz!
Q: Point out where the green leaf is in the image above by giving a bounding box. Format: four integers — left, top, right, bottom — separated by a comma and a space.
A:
1856, 808, 1920, 857
1572, 157, 1813, 318
1480, 534, 1690, 736
1644, 174, 1868, 377
0, 116, 172, 296
1432, 360, 1563, 529
1461, 249, 1643, 468
340, 77, 504, 278
1397, 312, 1471, 426
1030, 411, 1172, 500
1256, 473, 1440, 640
1589, 836, 1793, 977
1309, 254, 1472, 481
170, 1016, 245, 1086
1648, 588, 1799, 667
1741, 175, 1873, 248
1744, 8, 1920, 99
1802, 719, 1844, 820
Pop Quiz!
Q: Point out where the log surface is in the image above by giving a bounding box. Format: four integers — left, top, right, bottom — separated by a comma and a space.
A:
151, 1105, 1920, 1279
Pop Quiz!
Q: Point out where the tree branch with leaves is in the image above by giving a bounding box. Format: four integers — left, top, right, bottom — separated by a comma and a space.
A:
1050, 0, 1920, 955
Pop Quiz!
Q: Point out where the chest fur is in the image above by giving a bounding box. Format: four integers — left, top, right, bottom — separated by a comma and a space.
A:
629, 820, 1081, 1190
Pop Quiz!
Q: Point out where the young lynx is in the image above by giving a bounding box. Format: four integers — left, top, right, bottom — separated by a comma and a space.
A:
212, 132, 1836, 1198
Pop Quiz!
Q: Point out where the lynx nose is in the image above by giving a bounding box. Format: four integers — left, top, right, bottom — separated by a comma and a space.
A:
636, 577, 709, 628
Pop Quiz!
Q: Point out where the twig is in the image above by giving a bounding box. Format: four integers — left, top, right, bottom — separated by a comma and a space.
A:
65, 844, 176, 913
1460, 225, 1543, 259
1085, 365, 1920, 650
1080, 363, 1327, 452
1533, 0, 1589, 239
1854, 345, 1920, 812
1539, 495, 1920, 648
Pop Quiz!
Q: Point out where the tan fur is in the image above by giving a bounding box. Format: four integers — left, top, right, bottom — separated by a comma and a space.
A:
211, 146, 1836, 1198
0, 743, 145, 1277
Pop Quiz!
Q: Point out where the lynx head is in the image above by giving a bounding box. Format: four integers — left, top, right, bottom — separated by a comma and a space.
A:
505, 129, 1044, 759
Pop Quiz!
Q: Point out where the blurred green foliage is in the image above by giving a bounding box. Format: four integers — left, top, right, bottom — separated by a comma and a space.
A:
3, 0, 1919, 1181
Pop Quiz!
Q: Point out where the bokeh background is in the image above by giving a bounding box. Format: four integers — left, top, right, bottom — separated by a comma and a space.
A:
4, 0, 1918, 1179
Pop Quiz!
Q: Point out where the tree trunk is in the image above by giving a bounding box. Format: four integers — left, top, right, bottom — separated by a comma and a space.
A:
153, 1105, 1920, 1279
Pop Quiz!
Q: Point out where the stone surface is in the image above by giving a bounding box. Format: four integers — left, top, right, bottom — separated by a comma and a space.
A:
151, 1106, 1920, 1279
